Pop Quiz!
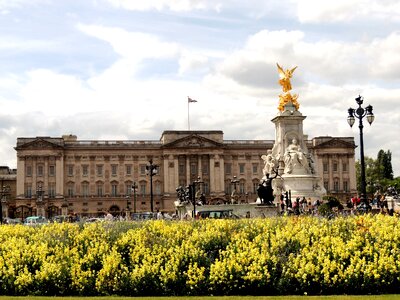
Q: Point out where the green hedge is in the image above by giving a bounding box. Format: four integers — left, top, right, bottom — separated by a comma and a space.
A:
1, 215, 400, 296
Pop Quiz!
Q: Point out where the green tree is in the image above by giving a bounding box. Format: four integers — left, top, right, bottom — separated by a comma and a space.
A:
355, 149, 396, 197
377, 149, 394, 180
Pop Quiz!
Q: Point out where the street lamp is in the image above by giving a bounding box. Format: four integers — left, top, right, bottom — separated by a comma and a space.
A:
191, 176, 204, 219
347, 95, 374, 208
230, 175, 240, 203
36, 185, 45, 217
146, 159, 158, 213
131, 182, 138, 213
1, 185, 11, 223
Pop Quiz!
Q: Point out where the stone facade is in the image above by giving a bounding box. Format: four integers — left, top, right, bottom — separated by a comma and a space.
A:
10, 130, 357, 219
0, 166, 17, 221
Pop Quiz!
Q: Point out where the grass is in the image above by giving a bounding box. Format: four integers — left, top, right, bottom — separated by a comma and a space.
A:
1, 296, 400, 300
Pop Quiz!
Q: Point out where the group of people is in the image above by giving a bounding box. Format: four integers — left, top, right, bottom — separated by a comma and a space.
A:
279, 193, 322, 215
345, 189, 398, 215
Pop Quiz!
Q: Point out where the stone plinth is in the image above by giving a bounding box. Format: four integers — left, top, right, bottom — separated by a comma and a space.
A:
282, 174, 326, 200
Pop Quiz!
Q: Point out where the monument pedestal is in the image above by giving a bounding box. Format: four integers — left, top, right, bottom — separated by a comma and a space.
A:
282, 174, 326, 200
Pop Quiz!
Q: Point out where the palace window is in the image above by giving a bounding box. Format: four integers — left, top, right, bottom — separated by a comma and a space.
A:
67, 165, 74, 176
111, 165, 118, 176
333, 162, 338, 172
67, 183, 74, 197
202, 163, 209, 175
26, 165, 32, 177
324, 181, 329, 191
343, 181, 349, 192
155, 181, 162, 195
111, 183, 118, 197
96, 165, 103, 176
252, 164, 258, 174
37, 165, 44, 177
190, 163, 197, 175
203, 182, 209, 195
323, 163, 329, 173
49, 165, 55, 176
342, 162, 348, 172
333, 180, 339, 192
126, 165, 132, 176
179, 164, 185, 175
239, 164, 245, 175
225, 163, 232, 175
82, 165, 89, 176
239, 181, 245, 194
225, 180, 232, 194
253, 181, 259, 194
48, 183, 56, 198
96, 183, 103, 197
126, 183, 133, 196
25, 184, 32, 198
140, 182, 146, 196
82, 182, 89, 197
140, 165, 147, 175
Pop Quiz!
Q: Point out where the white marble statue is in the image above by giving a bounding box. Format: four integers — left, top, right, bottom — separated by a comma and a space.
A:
284, 138, 309, 174
261, 149, 276, 178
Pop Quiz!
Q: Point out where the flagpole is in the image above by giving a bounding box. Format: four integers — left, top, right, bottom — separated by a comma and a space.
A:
187, 96, 197, 131
188, 99, 190, 130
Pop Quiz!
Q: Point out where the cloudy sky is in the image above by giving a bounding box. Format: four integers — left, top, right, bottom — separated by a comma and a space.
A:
0, 0, 399, 176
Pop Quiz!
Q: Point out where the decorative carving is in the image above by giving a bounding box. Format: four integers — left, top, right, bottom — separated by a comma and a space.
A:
277, 63, 300, 112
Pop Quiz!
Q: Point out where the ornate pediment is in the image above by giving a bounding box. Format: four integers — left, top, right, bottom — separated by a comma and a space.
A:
313, 138, 355, 149
162, 134, 223, 149
15, 138, 64, 150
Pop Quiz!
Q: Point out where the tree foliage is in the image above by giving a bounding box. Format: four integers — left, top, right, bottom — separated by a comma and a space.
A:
355, 149, 396, 196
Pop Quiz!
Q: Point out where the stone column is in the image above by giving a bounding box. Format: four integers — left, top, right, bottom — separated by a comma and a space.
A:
16, 156, 25, 198
163, 154, 170, 193
219, 155, 225, 194
174, 155, 179, 188
186, 155, 190, 184
55, 155, 64, 197
198, 155, 202, 178
209, 155, 215, 192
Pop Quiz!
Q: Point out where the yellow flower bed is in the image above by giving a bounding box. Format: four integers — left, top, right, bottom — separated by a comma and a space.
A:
1, 215, 400, 296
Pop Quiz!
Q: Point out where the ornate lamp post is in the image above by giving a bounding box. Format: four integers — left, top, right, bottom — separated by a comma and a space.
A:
230, 175, 240, 203
347, 95, 375, 208
131, 182, 138, 213
0, 185, 11, 223
191, 176, 204, 219
146, 159, 158, 213
36, 185, 45, 217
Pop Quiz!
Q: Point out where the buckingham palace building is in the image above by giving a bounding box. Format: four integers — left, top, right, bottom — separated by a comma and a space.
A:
10, 130, 357, 219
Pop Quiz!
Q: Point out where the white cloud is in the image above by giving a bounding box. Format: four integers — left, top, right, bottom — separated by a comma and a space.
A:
105, 0, 220, 12
178, 50, 209, 75
297, 0, 400, 23
1, 2, 400, 176
77, 24, 180, 61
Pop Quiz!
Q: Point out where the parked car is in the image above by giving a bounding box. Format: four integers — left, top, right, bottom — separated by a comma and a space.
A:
132, 212, 156, 220
3, 217, 22, 225
85, 217, 105, 223
195, 209, 239, 219
24, 216, 48, 226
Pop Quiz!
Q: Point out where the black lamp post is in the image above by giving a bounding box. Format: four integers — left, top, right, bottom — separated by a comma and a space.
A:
146, 159, 158, 213
131, 182, 138, 213
36, 185, 45, 217
230, 175, 240, 203
191, 176, 204, 219
1, 185, 10, 223
347, 95, 375, 208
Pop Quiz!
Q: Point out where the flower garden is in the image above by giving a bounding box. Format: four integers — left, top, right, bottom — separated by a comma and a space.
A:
1, 214, 400, 296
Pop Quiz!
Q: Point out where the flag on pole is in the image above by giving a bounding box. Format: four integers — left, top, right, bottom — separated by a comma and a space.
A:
188, 96, 197, 103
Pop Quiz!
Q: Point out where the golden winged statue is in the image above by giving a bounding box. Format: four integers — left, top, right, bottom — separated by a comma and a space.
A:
276, 63, 300, 111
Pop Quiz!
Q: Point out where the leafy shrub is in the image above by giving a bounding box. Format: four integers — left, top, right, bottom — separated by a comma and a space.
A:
1, 215, 400, 296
